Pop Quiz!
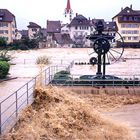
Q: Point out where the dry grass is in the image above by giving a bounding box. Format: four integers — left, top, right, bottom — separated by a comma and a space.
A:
36, 55, 50, 65
2, 86, 134, 140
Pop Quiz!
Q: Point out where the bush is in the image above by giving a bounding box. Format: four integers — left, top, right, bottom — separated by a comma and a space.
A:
36, 56, 49, 65
0, 50, 13, 61
0, 61, 10, 79
0, 37, 7, 48
52, 70, 71, 84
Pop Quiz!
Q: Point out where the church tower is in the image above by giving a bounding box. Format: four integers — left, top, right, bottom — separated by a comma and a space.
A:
64, 0, 73, 22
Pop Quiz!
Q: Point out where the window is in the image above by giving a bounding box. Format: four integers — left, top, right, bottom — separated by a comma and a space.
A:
75, 26, 78, 30
123, 16, 127, 21
121, 24, 139, 28
128, 37, 131, 40
134, 17, 138, 21
0, 30, 8, 34
0, 30, 4, 34
32, 28, 37, 32
0, 23, 8, 27
123, 37, 126, 40
121, 30, 139, 34
133, 37, 138, 40
4, 30, 8, 34
133, 30, 139, 34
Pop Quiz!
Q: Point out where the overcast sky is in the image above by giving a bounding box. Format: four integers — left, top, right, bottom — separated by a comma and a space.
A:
0, 0, 140, 29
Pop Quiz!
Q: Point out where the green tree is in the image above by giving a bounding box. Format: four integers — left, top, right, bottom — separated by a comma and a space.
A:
0, 61, 10, 79
0, 37, 7, 48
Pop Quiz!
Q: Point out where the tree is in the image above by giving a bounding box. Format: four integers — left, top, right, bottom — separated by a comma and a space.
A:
0, 37, 7, 48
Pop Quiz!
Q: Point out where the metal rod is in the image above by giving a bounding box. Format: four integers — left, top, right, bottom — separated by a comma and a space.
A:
103, 53, 106, 79
0, 103, 2, 134
15, 92, 18, 117
27, 83, 29, 104
96, 54, 102, 75
103, 53, 106, 88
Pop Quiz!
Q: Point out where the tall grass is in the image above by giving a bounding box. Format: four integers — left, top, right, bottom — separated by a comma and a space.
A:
36, 55, 50, 88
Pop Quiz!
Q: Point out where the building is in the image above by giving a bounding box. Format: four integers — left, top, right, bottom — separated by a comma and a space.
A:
46, 20, 61, 47
68, 14, 91, 47
113, 5, 140, 47
91, 19, 117, 47
27, 22, 41, 39
15, 30, 28, 40
0, 9, 16, 44
53, 33, 73, 47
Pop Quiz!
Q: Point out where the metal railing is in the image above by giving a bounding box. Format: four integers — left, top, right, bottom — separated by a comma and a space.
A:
0, 60, 139, 135
0, 63, 73, 135
50, 74, 140, 87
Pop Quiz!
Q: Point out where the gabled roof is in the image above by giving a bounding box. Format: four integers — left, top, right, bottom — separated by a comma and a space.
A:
47, 20, 61, 33
27, 22, 41, 28
69, 14, 90, 26
112, 6, 140, 19
91, 19, 117, 31
53, 33, 73, 44
0, 9, 15, 22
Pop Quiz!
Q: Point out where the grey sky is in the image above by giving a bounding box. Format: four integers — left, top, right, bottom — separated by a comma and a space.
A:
1, 0, 140, 29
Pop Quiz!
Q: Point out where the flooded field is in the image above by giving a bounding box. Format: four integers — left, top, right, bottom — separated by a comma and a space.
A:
0, 48, 140, 99
0, 48, 140, 139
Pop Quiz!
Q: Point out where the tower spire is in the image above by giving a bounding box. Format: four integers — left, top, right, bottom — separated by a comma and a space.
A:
64, 0, 73, 21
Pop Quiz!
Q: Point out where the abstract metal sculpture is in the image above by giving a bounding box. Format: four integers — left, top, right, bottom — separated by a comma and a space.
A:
87, 20, 124, 79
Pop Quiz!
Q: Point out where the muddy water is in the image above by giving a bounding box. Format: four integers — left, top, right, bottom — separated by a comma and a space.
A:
103, 104, 140, 140
1, 48, 140, 99
0, 48, 140, 136
0, 78, 31, 102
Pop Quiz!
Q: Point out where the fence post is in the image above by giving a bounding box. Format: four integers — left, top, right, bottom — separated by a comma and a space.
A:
49, 67, 51, 82
45, 69, 47, 85
24, 59, 25, 64
27, 83, 29, 104
0, 103, 2, 134
15, 92, 18, 117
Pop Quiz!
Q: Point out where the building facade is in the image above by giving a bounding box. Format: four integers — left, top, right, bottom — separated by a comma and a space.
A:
0, 9, 16, 44
113, 5, 140, 47
68, 14, 91, 47
27, 22, 41, 39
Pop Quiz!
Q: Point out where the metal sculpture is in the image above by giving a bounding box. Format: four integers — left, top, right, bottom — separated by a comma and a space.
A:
87, 20, 124, 79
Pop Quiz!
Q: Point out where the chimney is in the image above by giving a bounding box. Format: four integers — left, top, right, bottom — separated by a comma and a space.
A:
76, 13, 78, 17
121, 7, 123, 11
130, 4, 132, 9
89, 17, 90, 21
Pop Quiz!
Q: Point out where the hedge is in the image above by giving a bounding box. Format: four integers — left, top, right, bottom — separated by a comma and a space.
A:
0, 61, 10, 79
